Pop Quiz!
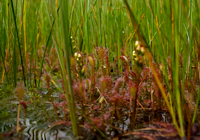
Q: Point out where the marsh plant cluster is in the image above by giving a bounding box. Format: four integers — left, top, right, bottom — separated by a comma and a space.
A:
0, 0, 200, 139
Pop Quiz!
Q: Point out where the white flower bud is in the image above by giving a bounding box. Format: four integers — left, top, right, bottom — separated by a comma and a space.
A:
135, 41, 141, 46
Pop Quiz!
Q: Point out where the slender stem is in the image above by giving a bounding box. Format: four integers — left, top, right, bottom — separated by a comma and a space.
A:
61, 0, 78, 137
38, 14, 57, 87
10, 0, 26, 86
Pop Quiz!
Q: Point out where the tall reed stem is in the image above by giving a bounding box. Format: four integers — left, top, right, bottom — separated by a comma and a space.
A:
10, 0, 26, 87
61, 0, 78, 137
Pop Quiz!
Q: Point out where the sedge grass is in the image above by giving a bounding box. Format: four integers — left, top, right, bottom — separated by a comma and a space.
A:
10, 0, 26, 87
122, 0, 198, 138
0, 47, 9, 84
60, 0, 78, 137
1, 0, 10, 84
0, 0, 200, 138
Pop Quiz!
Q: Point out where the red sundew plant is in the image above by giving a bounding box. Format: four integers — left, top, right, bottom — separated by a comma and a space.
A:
1, 1, 200, 139
98, 76, 113, 93
73, 81, 88, 104
19, 44, 186, 139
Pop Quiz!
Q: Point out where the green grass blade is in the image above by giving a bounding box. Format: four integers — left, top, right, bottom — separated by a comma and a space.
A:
0, 47, 9, 84
37, 13, 57, 87
10, 0, 26, 87
61, 0, 78, 137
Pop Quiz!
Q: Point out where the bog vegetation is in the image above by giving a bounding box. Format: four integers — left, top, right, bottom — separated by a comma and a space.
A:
0, 0, 200, 139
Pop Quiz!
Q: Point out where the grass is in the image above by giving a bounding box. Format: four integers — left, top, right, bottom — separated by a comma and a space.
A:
0, 0, 200, 139
60, 0, 78, 137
